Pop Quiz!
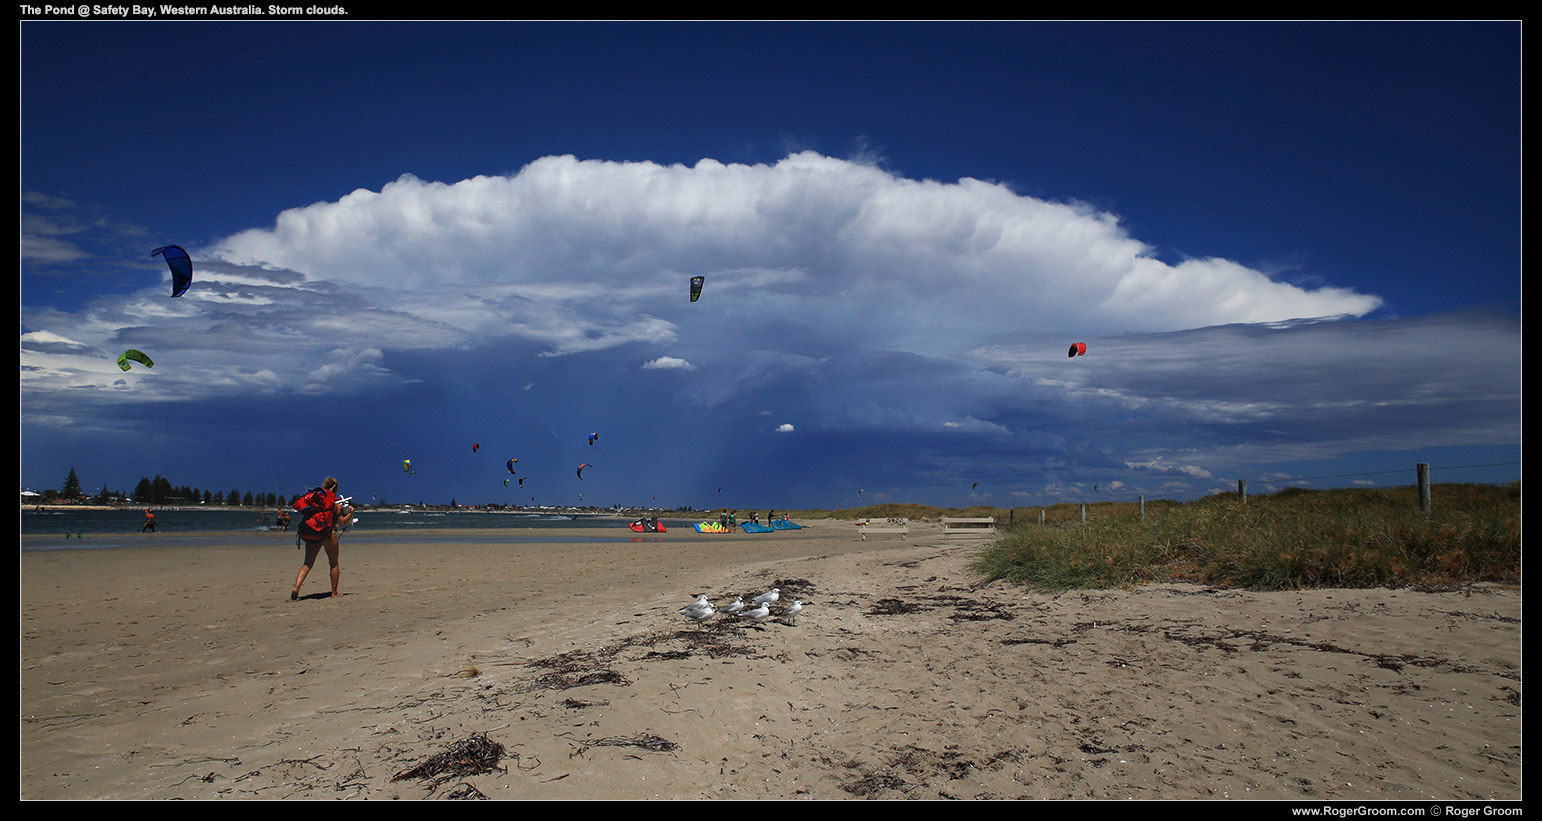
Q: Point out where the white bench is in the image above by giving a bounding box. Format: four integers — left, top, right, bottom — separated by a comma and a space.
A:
942, 517, 997, 539
858, 518, 908, 540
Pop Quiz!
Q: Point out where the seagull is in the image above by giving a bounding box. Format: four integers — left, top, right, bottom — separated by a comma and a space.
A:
717, 596, 745, 615
739, 602, 771, 622
782, 600, 803, 620
751, 588, 780, 605
680, 595, 711, 613
682, 603, 715, 624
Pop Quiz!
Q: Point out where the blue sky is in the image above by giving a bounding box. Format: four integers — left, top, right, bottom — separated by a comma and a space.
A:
20, 20, 1521, 510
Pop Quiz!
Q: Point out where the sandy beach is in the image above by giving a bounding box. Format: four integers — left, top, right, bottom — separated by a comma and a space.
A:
20, 521, 1522, 800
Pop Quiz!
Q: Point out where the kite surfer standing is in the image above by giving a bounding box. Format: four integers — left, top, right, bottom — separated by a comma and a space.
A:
291, 477, 349, 600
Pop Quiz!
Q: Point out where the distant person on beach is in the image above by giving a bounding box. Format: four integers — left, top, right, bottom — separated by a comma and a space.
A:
141, 509, 156, 532
291, 477, 348, 600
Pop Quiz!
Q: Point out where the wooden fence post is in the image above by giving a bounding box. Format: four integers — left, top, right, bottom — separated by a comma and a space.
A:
1417, 463, 1430, 512
1238, 479, 1247, 501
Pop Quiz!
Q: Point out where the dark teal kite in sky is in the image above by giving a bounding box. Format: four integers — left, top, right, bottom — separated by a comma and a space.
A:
152, 246, 193, 298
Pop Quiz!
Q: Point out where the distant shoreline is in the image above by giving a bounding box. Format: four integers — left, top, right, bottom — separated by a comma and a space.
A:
21, 504, 658, 517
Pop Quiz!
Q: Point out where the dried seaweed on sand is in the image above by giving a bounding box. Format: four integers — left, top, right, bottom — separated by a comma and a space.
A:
391, 732, 506, 785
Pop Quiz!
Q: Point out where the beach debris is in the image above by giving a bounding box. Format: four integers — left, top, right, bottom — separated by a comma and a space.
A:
571, 733, 679, 757
443, 782, 488, 800
868, 597, 923, 615
560, 697, 608, 709
841, 769, 913, 796
152, 245, 193, 297
529, 668, 628, 691
390, 732, 506, 786
117, 348, 154, 371
520, 650, 632, 692
751, 587, 780, 605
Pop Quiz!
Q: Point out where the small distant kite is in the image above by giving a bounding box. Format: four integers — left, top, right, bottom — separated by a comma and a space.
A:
577, 463, 590, 480
1068, 342, 1087, 358
507, 458, 518, 473
971, 482, 979, 491
472, 443, 480, 453
152, 246, 193, 298
117, 349, 154, 371
588, 432, 598, 446
689, 275, 705, 303
403, 459, 414, 475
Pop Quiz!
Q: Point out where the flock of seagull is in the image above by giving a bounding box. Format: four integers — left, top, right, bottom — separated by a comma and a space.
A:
678, 587, 803, 626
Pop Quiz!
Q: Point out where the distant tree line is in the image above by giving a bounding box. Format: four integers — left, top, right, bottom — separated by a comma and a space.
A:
29, 467, 289, 508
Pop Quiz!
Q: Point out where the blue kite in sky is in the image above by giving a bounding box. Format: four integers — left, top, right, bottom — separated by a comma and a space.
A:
152, 245, 193, 298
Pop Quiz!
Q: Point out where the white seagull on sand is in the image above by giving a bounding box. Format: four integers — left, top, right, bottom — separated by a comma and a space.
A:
782, 600, 803, 620
717, 596, 745, 615
751, 588, 780, 605
739, 602, 772, 622
682, 604, 715, 624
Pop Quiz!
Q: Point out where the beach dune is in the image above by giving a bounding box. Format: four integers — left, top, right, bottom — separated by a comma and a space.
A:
21, 522, 1521, 799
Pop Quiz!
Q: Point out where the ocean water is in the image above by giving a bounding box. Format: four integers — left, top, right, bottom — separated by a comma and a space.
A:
20, 507, 685, 551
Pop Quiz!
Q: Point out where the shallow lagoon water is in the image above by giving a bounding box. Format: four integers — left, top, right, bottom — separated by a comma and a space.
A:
19, 507, 685, 551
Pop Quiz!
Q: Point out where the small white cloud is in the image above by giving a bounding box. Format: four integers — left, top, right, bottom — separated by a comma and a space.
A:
642, 356, 695, 370
1124, 457, 1213, 480
20, 330, 93, 353
776, 423, 795, 433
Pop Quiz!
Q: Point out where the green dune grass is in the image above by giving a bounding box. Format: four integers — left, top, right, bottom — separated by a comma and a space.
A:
775, 483, 1519, 591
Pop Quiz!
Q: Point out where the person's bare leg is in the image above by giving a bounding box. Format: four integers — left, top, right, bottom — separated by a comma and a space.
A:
293, 542, 323, 599
325, 539, 341, 597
